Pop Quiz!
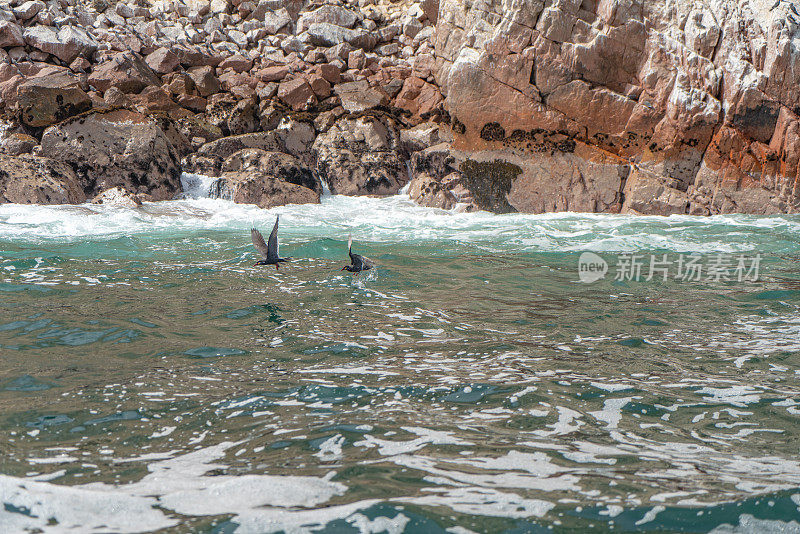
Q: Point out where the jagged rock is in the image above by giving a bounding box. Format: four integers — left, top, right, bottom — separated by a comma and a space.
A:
13, 1, 44, 21
187, 130, 285, 175
39, 109, 182, 200
312, 116, 408, 195
187, 65, 220, 97
88, 51, 161, 94
0, 155, 85, 204
23, 25, 98, 64
264, 8, 291, 34
91, 186, 144, 207
306, 22, 375, 50
218, 54, 253, 73
16, 70, 92, 128
145, 47, 180, 74
0, 21, 24, 48
621, 169, 689, 215
213, 149, 321, 208
421, 0, 438, 24
0, 133, 37, 156
400, 122, 447, 153
206, 93, 258, 135
297, 5, 359, 33
409, 172, 456, 209
335, 80, 388, 112
278, 77, 316, 111
276, 117, 316, 166
394, 76, 442, 121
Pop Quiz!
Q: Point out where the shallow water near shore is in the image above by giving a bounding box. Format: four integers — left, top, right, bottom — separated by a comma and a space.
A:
1, 189, 800, 533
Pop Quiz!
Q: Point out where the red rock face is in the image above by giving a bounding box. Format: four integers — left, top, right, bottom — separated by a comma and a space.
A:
432, 0, 800, 214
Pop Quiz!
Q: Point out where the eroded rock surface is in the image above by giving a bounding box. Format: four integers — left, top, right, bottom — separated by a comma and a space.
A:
39, 109, 182, 200
0, 154, 84, 204
431, 0, 800, 214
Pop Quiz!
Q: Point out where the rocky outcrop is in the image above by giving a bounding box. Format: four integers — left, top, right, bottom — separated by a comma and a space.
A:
430, 0, 800, 214
39, 109, 182, 200
212, 149, 321, 208
0, 154, 84, 204
1, 0, 796, 215
91, 186, 144, 207
16, 69, 92, 127
313, 115, 409, 195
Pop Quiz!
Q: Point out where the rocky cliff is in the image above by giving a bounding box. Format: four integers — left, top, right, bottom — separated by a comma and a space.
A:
429, 0, 800, 214
0, 0, 797, 215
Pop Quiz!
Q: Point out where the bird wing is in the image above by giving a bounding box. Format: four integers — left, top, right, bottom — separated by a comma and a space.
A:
267, 216, 280, 261
348, 234, 354, 263
251, 228, 269, 259
359, 254, 375, 270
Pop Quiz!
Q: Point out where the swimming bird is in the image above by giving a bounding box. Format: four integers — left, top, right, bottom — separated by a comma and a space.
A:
341, 235, 374, 273
252, 216, 288, 270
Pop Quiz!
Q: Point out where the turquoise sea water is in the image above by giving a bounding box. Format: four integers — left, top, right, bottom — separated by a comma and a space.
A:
1, 185, 800, 532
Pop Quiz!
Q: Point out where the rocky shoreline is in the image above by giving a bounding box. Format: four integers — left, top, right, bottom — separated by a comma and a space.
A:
0, 0, 798, 215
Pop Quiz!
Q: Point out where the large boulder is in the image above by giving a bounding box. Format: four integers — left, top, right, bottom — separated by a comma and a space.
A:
0, 133, 37, 156
306, 22, 375, 50
23, 25, 98, 64
88, 51, 161, 94
335, 80, 388, 113
206, 93, 258, 135
312, 116, 408, 196
297, 5, 359, 32
39, 109, 182, 200
0, 20, 24, 48
91, 186, 144, 207
186, 131, 285, 176
212, 149, 321, 208
0, 155, 85, 204
16, 70, 92, 127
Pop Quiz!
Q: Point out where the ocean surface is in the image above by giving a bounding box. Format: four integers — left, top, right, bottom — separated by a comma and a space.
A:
1, 178, 800, 533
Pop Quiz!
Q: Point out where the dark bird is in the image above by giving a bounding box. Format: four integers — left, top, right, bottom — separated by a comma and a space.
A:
252, 216, 288, 270
341, 235, 374, 273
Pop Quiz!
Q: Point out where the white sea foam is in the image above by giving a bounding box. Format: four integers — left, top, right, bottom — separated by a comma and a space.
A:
1, 176, 798, 256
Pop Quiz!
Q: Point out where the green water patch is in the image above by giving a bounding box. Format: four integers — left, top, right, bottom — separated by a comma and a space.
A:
0, 283, 52, 293
35, 326, 141, 346
567, 489, 800, 532
222, 303, 283, 324
2, 375, 55, 392
26, 414, 74, 430
442, 385, 501, 404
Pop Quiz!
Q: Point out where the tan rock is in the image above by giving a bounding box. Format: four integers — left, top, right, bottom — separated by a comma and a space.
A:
312, 116, 408, 196
39, 109, 182, 200
0, 21, 24, 48
409, 173, 456, 209
0, 133, 37, 156
91, 186, 144, 207
145, 47, 180, 74
277, 77, 316, 111
16, 70, 92, 128
187, 66, 220, 97
214, 149, 321, 208
0, 155, 85, 205
88, 51, 161, 94
334, 80, 388, 112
